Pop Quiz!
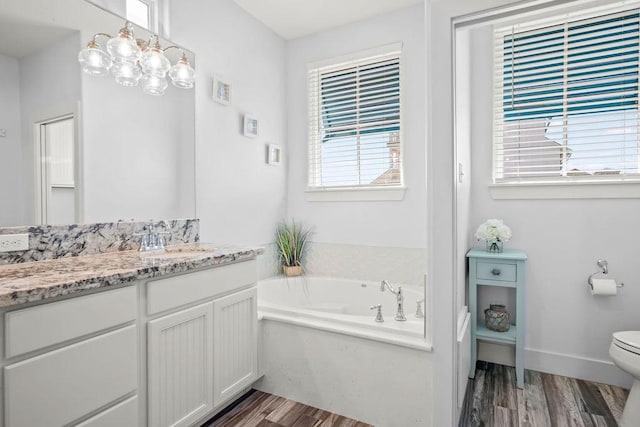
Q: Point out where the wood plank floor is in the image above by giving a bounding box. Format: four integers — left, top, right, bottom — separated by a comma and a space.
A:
459, 362, 630, 427
203, 390, 372, 427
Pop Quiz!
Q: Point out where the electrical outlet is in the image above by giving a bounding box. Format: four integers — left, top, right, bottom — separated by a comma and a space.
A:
0, 129, 6, 137
0, 234, 29, 252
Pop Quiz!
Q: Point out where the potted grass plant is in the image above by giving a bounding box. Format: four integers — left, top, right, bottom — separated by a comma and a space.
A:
275, 220, 311, 277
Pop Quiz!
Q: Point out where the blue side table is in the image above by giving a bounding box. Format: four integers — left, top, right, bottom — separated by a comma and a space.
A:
467, 247, 527, 389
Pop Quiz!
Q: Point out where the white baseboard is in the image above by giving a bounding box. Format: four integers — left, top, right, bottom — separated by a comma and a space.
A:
477, 344, 632, 388
525, 347, 632, 389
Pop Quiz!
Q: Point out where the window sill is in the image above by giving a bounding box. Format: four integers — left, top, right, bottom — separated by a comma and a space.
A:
489, 180, 640, 200
305, 186, 407, 202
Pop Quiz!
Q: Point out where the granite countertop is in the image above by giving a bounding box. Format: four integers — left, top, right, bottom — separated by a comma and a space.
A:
0, 244, 263, 308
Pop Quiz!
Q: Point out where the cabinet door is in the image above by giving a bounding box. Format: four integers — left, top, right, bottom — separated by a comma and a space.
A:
213, 287, 258, 407
148, 302, 214, 427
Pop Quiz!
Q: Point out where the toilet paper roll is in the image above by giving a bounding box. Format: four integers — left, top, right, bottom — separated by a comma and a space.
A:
590, 278, 618, 296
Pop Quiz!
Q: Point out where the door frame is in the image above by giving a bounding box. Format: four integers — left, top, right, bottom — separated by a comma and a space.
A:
33, 109, 81, 225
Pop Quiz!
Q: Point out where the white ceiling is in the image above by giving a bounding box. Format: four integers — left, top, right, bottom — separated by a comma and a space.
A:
0, 0, 425, 58
0, 15, 77, 59
233, 0, 424, 40
0, 0, 127, 59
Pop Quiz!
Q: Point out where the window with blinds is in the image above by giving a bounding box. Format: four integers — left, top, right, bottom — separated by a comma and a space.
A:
308, 47, 402, 189
493, 6, 640, 183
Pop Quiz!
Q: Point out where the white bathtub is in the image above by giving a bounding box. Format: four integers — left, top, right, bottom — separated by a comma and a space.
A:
258, 276, 429, 350
256, 275, 433, 426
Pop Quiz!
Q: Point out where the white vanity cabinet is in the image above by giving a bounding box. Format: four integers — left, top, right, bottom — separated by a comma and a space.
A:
145, 259, 258, 427
2, 286, 139, 427
0, 255, 259, 427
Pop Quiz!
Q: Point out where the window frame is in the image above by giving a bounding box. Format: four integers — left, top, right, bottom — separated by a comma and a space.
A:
126, 0, 158, 33
306, 43, 407, 201
490, 4, 640, 199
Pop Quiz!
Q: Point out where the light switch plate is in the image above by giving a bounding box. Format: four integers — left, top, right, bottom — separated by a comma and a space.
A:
0, 129, 7, 137
0, 234, 29, 252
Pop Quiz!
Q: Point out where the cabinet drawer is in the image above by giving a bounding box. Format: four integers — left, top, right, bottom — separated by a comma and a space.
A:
5, 286, 137, 358
5, 325, 137, 427
147, 259, 256, 315
477, 261, 516, 282
76, 395, 138, 427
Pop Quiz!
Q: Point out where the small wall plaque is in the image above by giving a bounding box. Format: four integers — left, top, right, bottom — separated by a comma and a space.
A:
243, 114, 258, 137
213, 75, 231, 105
267, 144, 281, 166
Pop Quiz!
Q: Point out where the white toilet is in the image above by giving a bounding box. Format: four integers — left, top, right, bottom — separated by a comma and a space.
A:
610, 331, 640, 427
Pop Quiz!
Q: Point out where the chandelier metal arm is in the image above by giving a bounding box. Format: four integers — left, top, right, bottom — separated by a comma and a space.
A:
162, 45, 185, 55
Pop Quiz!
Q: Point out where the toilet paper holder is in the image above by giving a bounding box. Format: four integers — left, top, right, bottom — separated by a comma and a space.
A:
588, 259, 624, 290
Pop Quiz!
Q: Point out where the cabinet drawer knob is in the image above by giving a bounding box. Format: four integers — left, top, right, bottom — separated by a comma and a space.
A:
491, 268, 501, 276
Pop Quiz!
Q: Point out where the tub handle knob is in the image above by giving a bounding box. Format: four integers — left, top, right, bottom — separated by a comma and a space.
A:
415, 300, 425, 318
370, 304, 384, 323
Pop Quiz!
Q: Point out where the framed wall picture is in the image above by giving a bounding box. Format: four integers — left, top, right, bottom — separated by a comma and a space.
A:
213, 75, 231, 105
243, 114, 258, 137
267, 144, 281, 166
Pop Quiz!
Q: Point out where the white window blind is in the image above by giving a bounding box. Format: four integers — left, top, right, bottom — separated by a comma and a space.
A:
493, 5, 640, 183
308, 46, 402, 189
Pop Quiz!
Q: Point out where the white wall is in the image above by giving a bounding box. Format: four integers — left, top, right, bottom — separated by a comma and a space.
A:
286, 5, 427, 248
467, 25, 640, 387
0, 54, 23, 226
169, 0, 287, 246
18, 33, 81, 225
427, 1, 523, 426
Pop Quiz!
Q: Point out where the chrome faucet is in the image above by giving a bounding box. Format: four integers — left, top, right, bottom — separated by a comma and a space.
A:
380, 280, 406, 321
135, 222, 170, 252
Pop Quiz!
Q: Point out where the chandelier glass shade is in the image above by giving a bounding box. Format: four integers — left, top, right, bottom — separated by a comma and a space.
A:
77, 40, 112, 76
142, 74, 168, 96
106, 23, 141, 63
169, 54, 196, 89
111, 60, 142, 87
78, 21, 195, 96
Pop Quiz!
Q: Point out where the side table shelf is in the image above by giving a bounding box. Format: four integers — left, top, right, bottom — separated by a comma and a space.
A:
467, 247, 527, 389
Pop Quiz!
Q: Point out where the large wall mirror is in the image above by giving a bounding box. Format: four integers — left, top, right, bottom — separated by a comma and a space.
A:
0, 0, 195, 227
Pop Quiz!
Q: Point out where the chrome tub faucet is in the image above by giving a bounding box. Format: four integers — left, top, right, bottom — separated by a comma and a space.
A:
380, 280, 406, 321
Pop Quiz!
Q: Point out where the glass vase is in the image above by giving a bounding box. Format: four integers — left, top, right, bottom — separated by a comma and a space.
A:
486, 239, 503, 253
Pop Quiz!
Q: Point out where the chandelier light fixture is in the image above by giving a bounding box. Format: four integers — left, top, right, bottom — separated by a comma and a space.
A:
78, 21, 195, 96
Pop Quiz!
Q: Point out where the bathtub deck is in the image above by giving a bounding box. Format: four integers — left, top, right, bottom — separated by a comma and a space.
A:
459, 362, 629, 427
203, 390, 372, 427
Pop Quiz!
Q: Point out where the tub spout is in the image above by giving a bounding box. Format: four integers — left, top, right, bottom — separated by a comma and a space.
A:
380, 280, 406, 321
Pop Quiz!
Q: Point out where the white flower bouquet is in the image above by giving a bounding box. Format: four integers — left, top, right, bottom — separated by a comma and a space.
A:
475, 219, 512, 252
